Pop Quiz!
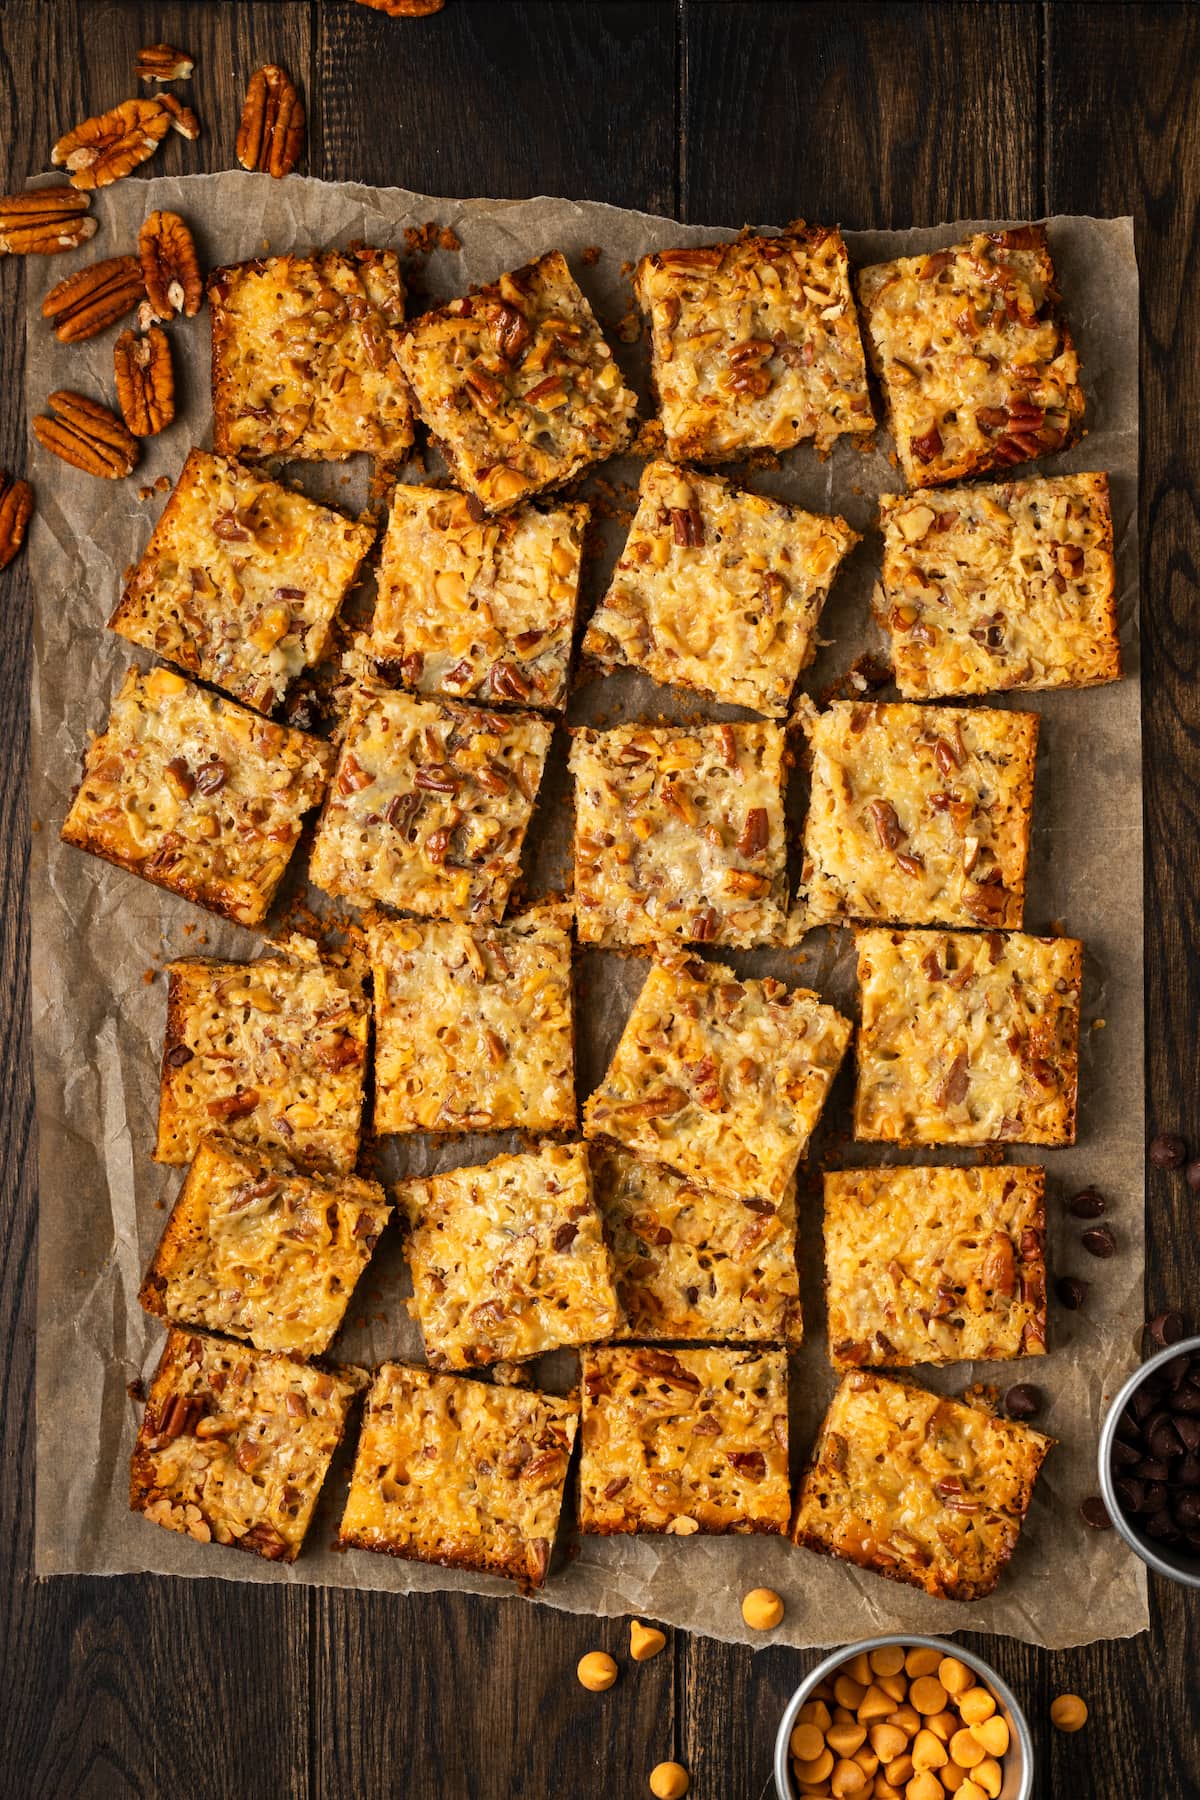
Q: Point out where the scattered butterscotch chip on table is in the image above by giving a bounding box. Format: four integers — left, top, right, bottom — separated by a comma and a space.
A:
337, 1362, 577, 1590
634, 222, 873, 461
629, 1619, 666, 1661
856, 225, 1085, 489
41, 253, 145, 342
648, 1764, 689, 1800
138, 1137, 391, 1356
368, 906, 575, 1135
51, 97, 171, 190
577, 1650, 619, 1690
581, 459, 858, 716
740, 1586, 784, 1629
397, 249, 638, 513
0, 185, 95, 255
108, 448, 377, 714
578, 1345, 790, 1536
154, 935, 369, 1173
823, 1163, 1048, 1368
1050, 1693, 1088, 1732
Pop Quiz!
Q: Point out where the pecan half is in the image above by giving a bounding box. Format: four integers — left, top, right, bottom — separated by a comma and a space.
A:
236, 65, 305, 179
51, 98, 170, 191
0, 186, 96, 256
42, 254, 145, 342
32, 390, 139, 479
136, 43, 195, 82
139, 210, 203, 319
114, 327, 175, 436
0, 473, 34, 571
160, 95, 201, 141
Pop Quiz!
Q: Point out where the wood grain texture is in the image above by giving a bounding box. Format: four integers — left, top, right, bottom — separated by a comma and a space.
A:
2, 4, 1199, 1798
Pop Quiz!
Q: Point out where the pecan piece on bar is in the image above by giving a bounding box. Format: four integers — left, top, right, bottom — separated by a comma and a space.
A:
159, 95, 201, 141
0, 472, 34, 571
139, 210, 203, 319
136, 43, 195, 83
51, 98, 171, 191
42, 254, 145, 343
0, 187, 95, 256
236, 65, 305, 179
114, 326, 175, 437
32, 390, 139, 479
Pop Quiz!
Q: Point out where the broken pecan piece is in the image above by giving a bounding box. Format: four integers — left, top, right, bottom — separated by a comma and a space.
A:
114, 326, 175, 436
32, 390, 139, 479
139, 210, 203, 319
236, 65, 305, 178
0, 186, 96, 255
160, 95, 201, 141
136, 43, 195, 82
42, 254, 145, 342
0, 473, 34, 571
51, 98, 171, 191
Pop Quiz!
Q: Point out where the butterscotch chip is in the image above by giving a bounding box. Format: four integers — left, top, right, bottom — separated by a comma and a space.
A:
336, 1362, 577, 1589
823, 1164, 1047, 1368
796, 700, 1038, 931
635, 224, 873, 461
877, 474, 1120, 698
138, 1137, 389, 1356
61, 666, 331, 926
582, 460, 858, 716
856, 226, 1085, 489
369, 907, 574, 1135
578, 1651, 619, 1691
109, 449, 376, 714
398, 1143, 618, 1369
854, 928, 1083, 1146
629, 1620, 666, 1662
791, 1369, 1053, 1600
209, 249, 413, 462
570, 720, 791, 949
1049, 1693, 1088, 1732
130, 1327, 364, 1561
155, 936, 368, 1173
398, 250, 638, 514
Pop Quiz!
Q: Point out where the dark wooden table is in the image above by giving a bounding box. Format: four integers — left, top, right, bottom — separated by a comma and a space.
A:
2, 4, 1197, 1796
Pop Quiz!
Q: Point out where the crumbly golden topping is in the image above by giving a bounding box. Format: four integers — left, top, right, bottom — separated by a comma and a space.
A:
583, 953, 851, 1203
139, 1137, 390, 1357
398, 1142, 618, 1369
397, 250, 637, 513
582, 460, 858, 715
823, 1164, 1047, 1368
856, 227, 1085, 489
797, 700, 1038, 931
569, 721, 790, 949
110, 449, 376, 715
592, 1144, 801, 1344
368, 907, 575, 1134
791, 1369, 1053, 1600
337, 1362, 578, 1589
308, 688, 552, 922
363, 485, 586, 711
61, 666, 331, 927
156, 935, 369, 1173
634, 224, 873, 461
877, 472, 1120, 696
209, 248, 413, 462
578, 1346, 790, 1535
854, 928, 1082, 1146
130, 1327, 364, 1562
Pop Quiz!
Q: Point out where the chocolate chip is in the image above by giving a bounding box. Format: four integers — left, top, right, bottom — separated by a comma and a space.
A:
1150, 1420, 1182, 1461
1080, 1495, 1113, 1529
1145, 1510, 1181, 1543
1186, 1161, 1200, 1194
1150, 1133, 1187, 1169
164, 1043, 193, 1068
1055, 1275, 1090, 1310
1177, 1453, 1200, 1488
1177, 1417, 1200, 1454
1147, 1310, 1187, 1347
1175, 1384, 1200, 1415
1002, 1382, 1043, 1421
1136, 1458, 1171, 1482
1067, 1186, 1106, 1218
1175, 1492, 1200, 1530
1112, 1437, 1142, 1468
1081, 1225, 1116, 1259
1114, 1477, 1144, 1513
1161, 1353, 1192, 1390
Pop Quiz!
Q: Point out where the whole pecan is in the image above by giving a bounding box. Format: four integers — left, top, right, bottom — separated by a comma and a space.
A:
42, 254, 145, 342
0, 187, 96, 256
33, 390, 139, 479
114, 327, 175, 437
51, 98, 171, 191
0, 472, 34, 571
136, 43, 195, 83
236, 65, 305, 179
139, 210, 203, 319
160, 95, 201, 141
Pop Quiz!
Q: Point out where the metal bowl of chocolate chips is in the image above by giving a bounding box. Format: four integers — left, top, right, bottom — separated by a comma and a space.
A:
1098, 1323, 1200, 1589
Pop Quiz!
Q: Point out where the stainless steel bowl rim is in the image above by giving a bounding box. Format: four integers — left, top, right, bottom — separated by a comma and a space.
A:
1097, 1331, 1200, 1590
772, 1630, 1035, 1800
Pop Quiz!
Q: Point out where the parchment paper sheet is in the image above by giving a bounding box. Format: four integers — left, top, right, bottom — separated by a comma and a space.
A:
27, 173, 1147, 1650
